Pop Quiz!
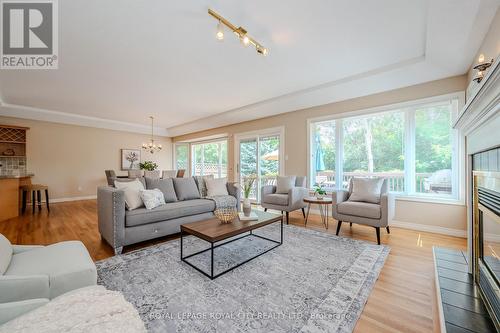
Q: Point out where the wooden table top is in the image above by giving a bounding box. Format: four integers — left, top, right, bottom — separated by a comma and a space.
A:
303, 196, 333, 204
180, 210, 282, 243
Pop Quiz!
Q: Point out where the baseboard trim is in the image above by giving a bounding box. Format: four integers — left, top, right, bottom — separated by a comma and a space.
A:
51, 195, 97, 203
390, 219, 466, 238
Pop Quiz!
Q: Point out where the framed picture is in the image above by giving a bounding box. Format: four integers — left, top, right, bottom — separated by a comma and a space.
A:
121, 149, 141, 170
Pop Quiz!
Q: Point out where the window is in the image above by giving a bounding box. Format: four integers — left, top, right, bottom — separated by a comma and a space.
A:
175, 144, 188, 170
309, 97, 459, 199
414, 104, 454, 196
191, 140, 228, 178
342, 112, 405, 191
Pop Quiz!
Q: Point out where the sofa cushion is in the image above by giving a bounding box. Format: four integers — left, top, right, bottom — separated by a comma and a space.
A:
0, 234, 12, 275
348, 177, 384, 204
139, 189, 165, 210
145, 177, 177, 203
337, 201, 381, 219
173, 178, 200, 201
263, 193, 289, 206
193, 175, 214, 197
114, 178, 145, 210
206, 178, 228, 197
5, 241, 97, 299
114, 177, 146, 188
125, 199, 215, 227
276, 176, 296, 194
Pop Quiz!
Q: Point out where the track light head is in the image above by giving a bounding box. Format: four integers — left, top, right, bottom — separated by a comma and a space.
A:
216, 20, 224, 40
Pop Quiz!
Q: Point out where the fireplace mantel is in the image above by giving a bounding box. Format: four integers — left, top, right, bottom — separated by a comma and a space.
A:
454, 57, 499, 142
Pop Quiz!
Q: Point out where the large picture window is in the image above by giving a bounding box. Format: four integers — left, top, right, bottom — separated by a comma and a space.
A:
309, 97, 459, 199
191, 139, 228, 178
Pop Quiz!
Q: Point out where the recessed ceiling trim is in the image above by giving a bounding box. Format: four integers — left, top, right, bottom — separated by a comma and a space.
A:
0, 102, 169, 136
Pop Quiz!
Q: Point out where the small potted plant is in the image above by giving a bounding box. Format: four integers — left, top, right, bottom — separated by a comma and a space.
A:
139, 161, 158, 171
242, 176, 255, 217
313, 182, 327, 199
139, 161, 158, 178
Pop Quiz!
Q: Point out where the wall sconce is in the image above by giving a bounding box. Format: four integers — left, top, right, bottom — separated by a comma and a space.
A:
473, 54, 494, 83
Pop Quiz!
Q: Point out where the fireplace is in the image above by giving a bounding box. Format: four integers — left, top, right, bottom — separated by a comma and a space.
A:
472, 147, 500, 329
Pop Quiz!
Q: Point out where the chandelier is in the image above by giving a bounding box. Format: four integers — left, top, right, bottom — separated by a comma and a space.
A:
142, 116, 162, 154
208, 9, 268, 56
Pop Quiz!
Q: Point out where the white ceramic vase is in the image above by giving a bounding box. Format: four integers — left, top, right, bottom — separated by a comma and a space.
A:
242, 198, 251, 217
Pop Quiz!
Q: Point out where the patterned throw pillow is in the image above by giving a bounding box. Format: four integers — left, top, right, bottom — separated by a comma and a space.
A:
194, 175, 214, 197
139, 189, 165, 210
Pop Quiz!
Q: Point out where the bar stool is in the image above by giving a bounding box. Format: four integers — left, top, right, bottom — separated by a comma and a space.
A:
21, 184, 50, 213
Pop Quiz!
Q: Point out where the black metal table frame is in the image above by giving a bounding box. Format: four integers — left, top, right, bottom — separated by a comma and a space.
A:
180, 217, 283, 280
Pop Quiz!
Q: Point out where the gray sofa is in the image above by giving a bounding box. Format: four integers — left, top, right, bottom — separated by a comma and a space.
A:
97, 177, 239, 255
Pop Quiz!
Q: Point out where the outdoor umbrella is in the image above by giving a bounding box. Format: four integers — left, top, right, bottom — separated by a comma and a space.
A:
315, 136, 325, 171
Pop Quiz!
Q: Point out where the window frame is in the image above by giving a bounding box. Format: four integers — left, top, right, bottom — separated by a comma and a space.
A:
307, 92, 465, 204
173, 142, 190, 174
190, 138, 228, 178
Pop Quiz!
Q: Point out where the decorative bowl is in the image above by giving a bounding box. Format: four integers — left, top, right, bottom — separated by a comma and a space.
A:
214, 207, 238, 224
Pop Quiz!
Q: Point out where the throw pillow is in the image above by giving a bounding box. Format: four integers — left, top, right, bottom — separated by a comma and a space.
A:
194, 174, 214, 197
348, 177, 384, 204
276, 176, 296, 194
173, 177, 201, 201
206, 177, 228, 197
0, 233, 12, 275
145, 178, 177, 203
139, 189, 165, 210
114, 177, 146, 188
114, 178, 145, 210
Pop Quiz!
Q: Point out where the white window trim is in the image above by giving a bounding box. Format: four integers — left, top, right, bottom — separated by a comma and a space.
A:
234, 126, 285, 203
173, 142, 190, 175
306, 92, 466, 205
187, 138, 228, 178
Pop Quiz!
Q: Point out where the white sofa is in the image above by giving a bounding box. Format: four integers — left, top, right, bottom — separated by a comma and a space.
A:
0, 234, 97, 324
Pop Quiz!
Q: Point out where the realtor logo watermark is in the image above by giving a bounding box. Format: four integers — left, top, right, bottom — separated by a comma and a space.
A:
1, 0, 58, 69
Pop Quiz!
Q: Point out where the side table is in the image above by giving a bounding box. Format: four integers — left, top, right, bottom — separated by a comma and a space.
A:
303, 197, 333, 229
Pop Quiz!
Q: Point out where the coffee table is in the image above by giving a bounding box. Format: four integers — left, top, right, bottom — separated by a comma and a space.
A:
304, 197, 333, 229
180, 210, 283, 279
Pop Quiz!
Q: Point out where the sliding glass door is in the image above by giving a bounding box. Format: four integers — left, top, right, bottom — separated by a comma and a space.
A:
236, 129, 283, 202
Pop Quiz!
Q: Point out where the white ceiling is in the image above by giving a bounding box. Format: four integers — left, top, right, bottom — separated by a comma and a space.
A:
0, 0, 498, 136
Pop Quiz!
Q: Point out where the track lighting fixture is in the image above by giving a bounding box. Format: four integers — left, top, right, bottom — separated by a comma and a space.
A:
208, 9, 268, 56
216, 20, 224, 40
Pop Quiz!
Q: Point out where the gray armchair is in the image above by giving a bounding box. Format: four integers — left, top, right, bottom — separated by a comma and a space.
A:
261, 176, 309, 224
332, 178, 395, 245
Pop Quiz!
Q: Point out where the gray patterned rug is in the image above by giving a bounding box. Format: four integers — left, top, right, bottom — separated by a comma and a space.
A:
96, 224, 389, 333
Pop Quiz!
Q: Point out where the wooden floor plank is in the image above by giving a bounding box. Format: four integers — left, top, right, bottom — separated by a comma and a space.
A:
0, 200, 467, 332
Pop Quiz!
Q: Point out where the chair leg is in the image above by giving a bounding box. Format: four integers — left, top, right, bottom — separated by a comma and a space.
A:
45, 189, 50, 212
32, 191, 36, 213
386, 226, 390, 234
22, 190, 26, 213
301, 207, 305, 218
350, 222, 352, 227
375, 227, 381, 245
264, 208, 267, 212
37, 190, 42, 210
286, 211, 289, 225
336, 221, 342, 236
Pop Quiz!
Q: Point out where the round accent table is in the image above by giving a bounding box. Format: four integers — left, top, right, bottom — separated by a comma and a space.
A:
303, 197, 333, 229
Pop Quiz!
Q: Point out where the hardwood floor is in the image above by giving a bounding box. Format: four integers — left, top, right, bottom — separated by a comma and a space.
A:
0, 200, 467, 333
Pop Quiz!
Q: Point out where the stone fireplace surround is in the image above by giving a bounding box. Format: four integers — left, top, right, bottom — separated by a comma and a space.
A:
447, 56, 500, 331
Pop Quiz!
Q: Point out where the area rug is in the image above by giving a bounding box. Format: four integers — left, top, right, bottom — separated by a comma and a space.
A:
96, 224, 390, 333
